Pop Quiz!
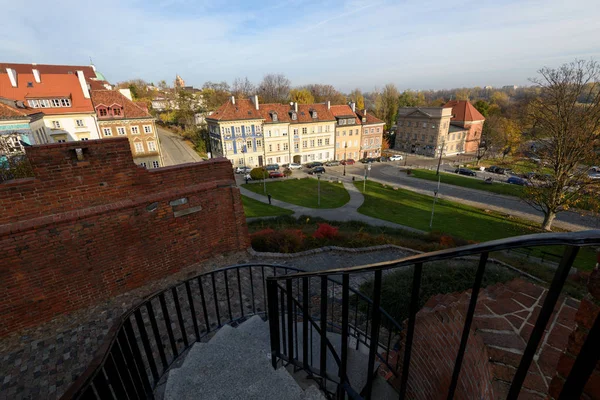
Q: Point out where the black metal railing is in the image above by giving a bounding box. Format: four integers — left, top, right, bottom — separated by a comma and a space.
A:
61, 264, 303, 400
266, 230, 600, 399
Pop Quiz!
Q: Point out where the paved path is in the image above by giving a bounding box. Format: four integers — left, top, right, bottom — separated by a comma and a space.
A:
239, 182, 424, 234
157, 127, 203, 166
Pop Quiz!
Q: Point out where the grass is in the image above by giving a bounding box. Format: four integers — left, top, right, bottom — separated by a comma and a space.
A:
411, 169, 525, 198
241, 195, 293, 218
355, 180, 597, 270
243, 178, 350, 209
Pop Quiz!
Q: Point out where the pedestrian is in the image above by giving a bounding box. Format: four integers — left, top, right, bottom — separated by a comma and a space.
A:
245, 175, 249, 184
268, 194, 272, 205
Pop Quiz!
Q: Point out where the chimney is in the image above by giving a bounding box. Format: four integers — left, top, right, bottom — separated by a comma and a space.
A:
32, 69, 41, 83
327, 100, 330, 110
119, 88, 133, 101
294, 102, 298, 112
351, 102, 356, 112
76, 70, 91, 99
253, 94, 259, 110
6, 68, 17, 87
231, 96, 236, 105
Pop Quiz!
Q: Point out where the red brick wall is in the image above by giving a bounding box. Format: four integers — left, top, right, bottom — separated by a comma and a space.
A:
547, 255, 600, 399
464, 122, 483, 153
0, 138, 249, 337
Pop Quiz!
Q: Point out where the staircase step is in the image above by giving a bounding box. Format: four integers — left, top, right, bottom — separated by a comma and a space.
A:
371, 374, 399, 400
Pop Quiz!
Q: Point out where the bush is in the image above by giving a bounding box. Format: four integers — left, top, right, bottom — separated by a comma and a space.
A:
250, 228, 305, 253
313, 223, 339, 240
250, 167, 267, 181
283, 168, 292, 177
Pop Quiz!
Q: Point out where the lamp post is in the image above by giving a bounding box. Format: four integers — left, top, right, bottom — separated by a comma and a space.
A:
429, 173, 441, 229
343, 143, 348, 176
436, 140, 445, 176
317, 174, 321, 207
363, 163, 371, 193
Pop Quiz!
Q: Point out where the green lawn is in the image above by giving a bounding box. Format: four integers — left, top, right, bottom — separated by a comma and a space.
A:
355, 181, 597, 270
243, 178, 350, 209
241, 195, 294, 218
412, 169, 525, 198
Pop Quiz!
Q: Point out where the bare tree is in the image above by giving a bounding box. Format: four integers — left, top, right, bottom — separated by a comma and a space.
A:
258, 74, 291, 103
524, 59, 600, 230
231, 77, 255, 98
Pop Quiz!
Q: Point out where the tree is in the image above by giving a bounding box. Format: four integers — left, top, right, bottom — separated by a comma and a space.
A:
379, 84, 400, 130
398, 90, 425, 107
117, 79, 152, 100
475, 115, 502, 164
523, 59, 600, 231
202, 81, 231, 111
231, 77, 255, 98
258, 74, 291, 103
473, 100, 491, 118
498, 117, 522, 159
289, 88, 315, 104
455, 88, 471, 101
349, 89, 365, 110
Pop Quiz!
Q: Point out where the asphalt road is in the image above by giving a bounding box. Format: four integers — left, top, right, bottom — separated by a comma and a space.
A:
301, 162, 600, 232
157, 127, 203, 166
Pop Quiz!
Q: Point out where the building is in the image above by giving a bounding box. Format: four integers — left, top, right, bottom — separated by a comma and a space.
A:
91, 89, 163, 168
394, 100, 484, 157
355, 109, 385, 159
330, 104, 361, 161
206, 96, 336, 167
443, 100, 485, 153
0, 63, 108, 143
0, 98, 48, 154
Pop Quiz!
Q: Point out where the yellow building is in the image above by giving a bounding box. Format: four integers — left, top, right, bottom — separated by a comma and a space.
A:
330, 103, 362, 161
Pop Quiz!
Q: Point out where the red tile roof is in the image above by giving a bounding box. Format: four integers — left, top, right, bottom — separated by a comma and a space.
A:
295, 103, 335, 123
355, 109, 385, 125
260, 103, 293, 123
91, 90, 152, 119
330, 104, 360, 124
444, 100, 485, 122
206, 98, 263, 121
0, 100, 29, 119
0, 71, 94, 114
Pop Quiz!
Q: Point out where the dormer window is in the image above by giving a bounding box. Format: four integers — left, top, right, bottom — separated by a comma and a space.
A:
272, 112, 278, 122
339, 119, 346, 125
291, 112, 297, 121
312, 111, 318, 119
347, 118, 354, 124
113, 107, 121, 116
99, 108, 107, 117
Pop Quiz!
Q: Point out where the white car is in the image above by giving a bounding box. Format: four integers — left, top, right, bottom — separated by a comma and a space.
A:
235, 166, 252, 174
288, 163, 302, 169
389, 155, 404, 161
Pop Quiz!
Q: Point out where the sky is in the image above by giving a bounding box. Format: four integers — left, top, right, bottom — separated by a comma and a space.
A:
2, 0, 600, 92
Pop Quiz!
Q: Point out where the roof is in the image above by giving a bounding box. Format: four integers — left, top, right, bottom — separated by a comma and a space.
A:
444, 100, 485, 122
355, 109, 384, 125
0, 71, 94, 114
0, 100, 29, 120
206, 98, 263, 122
91, 90, 152, 119
259, 103, 293, 123
0, 63, 111, 91
295, 103, 335, 123
330, 105, 360, 124
397, 107, 452, 119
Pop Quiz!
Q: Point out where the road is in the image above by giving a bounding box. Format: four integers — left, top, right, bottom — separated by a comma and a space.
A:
276, 162, 600, 232
157, 127, 204, 166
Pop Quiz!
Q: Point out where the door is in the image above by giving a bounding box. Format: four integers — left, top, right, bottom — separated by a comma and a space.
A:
258, 156, 263, 167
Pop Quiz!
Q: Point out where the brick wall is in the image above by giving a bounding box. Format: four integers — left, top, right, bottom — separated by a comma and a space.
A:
0, 138, 249, 337
464, 122, 483, 153
547, 253, 600, 399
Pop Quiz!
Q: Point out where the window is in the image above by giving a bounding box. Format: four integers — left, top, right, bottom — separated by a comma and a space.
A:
432, 124, 436, 129
277, 144, 280, 151
317, 139, 323, 146
282, 130, 288, 136
452, 134, 456, 140
370, 139, 374, 145
256, 140, 262, 147
248, 157, 254, 164
422, 122, 427, 128
152, 161, 160, 168
293, 128, 298, 136
221, 127, 225, 134
291, 112, 297, 120
336, 143, 340, 149
272, 113, 278, 122
349, 130, 352, 136
113, 108, 121, 116
377, 128, 381, 133
147, 141, 157, 151
268, 144, 272, 152
311, 126, 315, 133
312, 111, 318, 118
421, 134, 425, 141
325, 138, 330, 145
343, 131, 346, 136
371, 128, 375, 133
28, 98, 71, 108
255, 126, 261, 133
302, 141, 307, 148
61, 99, 71, 107
364, 129, 368, 134
80, 137, 89, 141
52, 99, 61, 107
302, 128, 307, 135
226, 142, 233, 150
325, 125, 330, 132
235, 127, 241, 133
339, 119, 346, 125
246, 125, 251, 133
294, 143, 299, 150
99, 108, 107, 116
283, 143, 289, 150
75, 119, 84, 127
247, 140, 252, 150
103, 128, 112, 136
143, 125, 152, 134
267, 130, 271, 137
52, 121, 61, 129
429, 136, 434, 143
238, 158, 245, 165
140, 162, 147, 168
310, 140, 315, 147
117, 127, 126, 135
131, 126, 139, 134
318, 126, 323, 133
134, 142, 144, 153
364, 139, 368, 146
337, 131, 340, 137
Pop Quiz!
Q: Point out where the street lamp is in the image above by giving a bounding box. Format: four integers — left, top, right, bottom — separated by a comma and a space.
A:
317, 174, 321, 207
436, 140, 446, 176
343, 143, 348, 176
363, 163, 371, 193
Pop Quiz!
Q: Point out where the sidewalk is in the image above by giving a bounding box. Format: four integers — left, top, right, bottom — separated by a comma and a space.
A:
239, 181, 424, 234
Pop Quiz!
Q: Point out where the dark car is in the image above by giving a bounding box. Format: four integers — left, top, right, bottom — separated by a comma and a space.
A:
360, 158, 377, 164
305, 161, 323, 168
340, 159, 355, 165
379, 156, 389, 162
455, 168, 476, 176
269, 170, 284, 178
265, 164, 280, 171
507, 176, 529, 186
308, 166, 326, 175
486, 165, 506, 175
325, 160, 340, 166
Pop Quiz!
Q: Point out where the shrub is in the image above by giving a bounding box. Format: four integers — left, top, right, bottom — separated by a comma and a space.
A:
250, 228, 305, 253
283, 168, 292, 177
313, 223, 339, 240
250, 167, 267, 181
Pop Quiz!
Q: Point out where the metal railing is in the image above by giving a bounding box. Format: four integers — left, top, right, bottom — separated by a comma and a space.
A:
61, 264, 303, 400
266, 230, 600, 399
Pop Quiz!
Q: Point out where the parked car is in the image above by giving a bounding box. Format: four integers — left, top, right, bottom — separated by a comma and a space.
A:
288, 163, 302, 169
308, 166, 326, 175
340, 159, 355, 165
325, 160, 340, 166
360, 158, 377, 164
305, 162, 323, 168
455, 168, 476, 176
379, 156, 389, 162
235, 166, 252, 174
269, 170, 284, 178
389, 155, 404, 161
486, 166, 506, 175
265, 164, 280, 171
507, 176, 530, 186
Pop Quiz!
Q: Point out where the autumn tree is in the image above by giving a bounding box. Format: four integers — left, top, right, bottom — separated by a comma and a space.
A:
289, 88, 315, 104
301, 84, 346, 104
349, 88, 365, 110
258, 74, 291, 103
473, 100, 491, 118
202, 81, 231, 111
231, 77, 255, 98
523, 59, 600, 230
375, 84, 400, 130
397, 90, 426, 107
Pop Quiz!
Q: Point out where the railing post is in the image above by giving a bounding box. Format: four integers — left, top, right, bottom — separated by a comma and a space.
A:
286, 278, 294, 361
399, 262, 423, 400
320, 276, 328, 380
267, 279, 281, 370
365, 270, 383, 400
303, 277, 310, 372
337, 274, 350, 399
447, 252, 488, 399
507, 245, 580, 399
